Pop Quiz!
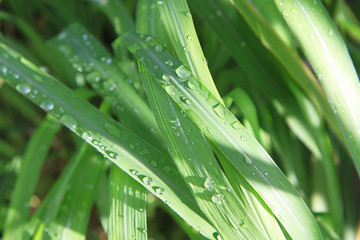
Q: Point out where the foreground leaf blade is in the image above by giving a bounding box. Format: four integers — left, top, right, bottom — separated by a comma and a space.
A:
0, 43, 217, 239
274, 0, 360, 173
120, 32, 323, 240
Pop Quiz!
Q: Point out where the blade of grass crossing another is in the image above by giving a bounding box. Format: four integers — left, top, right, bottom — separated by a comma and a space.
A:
2, 115, 61, 240
0, 43, 217, 240
108, 165, 147, 240
120, 32, 323, 240
136, 2, 267, 238
156, 0, 223, 103
274, 0, 360, 173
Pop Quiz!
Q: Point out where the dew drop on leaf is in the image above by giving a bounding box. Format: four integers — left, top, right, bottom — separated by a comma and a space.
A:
16, 83, 31, 94
141, 176, 153, 185
60, 115, 78, 130
40, 100, 54, 111
204, 178, 215, 191
175, 65, 191, 79
211, 194, 224, 205
81, 131, 93, 141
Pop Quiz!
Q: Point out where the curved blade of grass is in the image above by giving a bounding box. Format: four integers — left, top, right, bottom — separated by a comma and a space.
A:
120, 32, 323, 240
136, 2, 267, 238
30, 143, 96, 237
190, 0, 343, 147
0, 43, 217, 239
108, 165, 147, 240
50, 23, 163, 148
42, 148, 105, 240
274, 0, 360, 173
2, 115, 61, 240
157, 0, 223, 103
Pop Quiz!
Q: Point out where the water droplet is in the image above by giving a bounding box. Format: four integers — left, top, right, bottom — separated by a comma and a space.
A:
106, 150, 119, 159
183, 46, 189, 52
145, 36, 152, 42
130, 169, 139, 175
279, 2, 284, 6
251, 172, 255, 175
212, 194, 224, 205
1, 66, 7, 75
187, 80, 198, 89
154, 187, 164, 195
141, 176, 153, 185
82, 131, 93, 141
154, 44, 163, 53
40, 100, 54, 111
162, 165, 172, 172
162, 74, 170, 83
179, 96, 191, 104
204, 178, 215, 191
157, 0, 163, 5
13, 73, 20, 79
212, 103, 226, 119
264, 172, 269, 176
240, 135, 246, 141
175, 65, 191, 79
244, 156, 253, 165
328, 29, 334, 36
207, 127, 213, 134
82, 34, 88, 40
186, 11, 192, 18
165, 60, 173, 66
186, 35, 192, 41
16, 83, 32, 94
86, 71, 101, 83
60, 115, 78, 130
153, 65, 159, 69
231, 121, 242, 130
139, 208, 146, 213
92, 140, 101, 146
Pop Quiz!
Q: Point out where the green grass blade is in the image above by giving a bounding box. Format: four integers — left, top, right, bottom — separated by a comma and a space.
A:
50, 23, 163, 148
43, 147, 105, 240
157, 0, 223, 103
120, 32, 323, 240
108, 165, 147, 240
2, 115, 61, 240
0, 43, 217, 239
274, 0, 360, 173
136, 2, 270, 238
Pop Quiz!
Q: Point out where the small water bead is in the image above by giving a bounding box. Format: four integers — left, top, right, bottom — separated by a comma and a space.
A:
204, 178, 215, 191
82, 131, 93, 141
153, 65, 159, 69
211, 194, 224, 205
244, 157, 253, 165
157, 0, 163, 5
165, 60, 173, 66
13, 73, 20, 79
183, 47, 189, 52
212, 103, 226, 119
92, 139, 101, 146
106, 151, 119, 159
154, 44, 163, 53
16, 83, 32, 94
1, 66, 7, 75
175, 65, 191, 79
231, 121, 242, 130
60, 115, 78, 130
40, 100, 54, 111
279, 2, 284, 6
162, 165, 172, 172
264, 172, 269, 176
328, 29, 334, 36
139, 208, 146, 213
186, 11, 192, 18
145, 36, 152, 42
154, 187, 164, 195
130, 169, 139, 175
179, 96, 191, 104
86, 71, 101, 83
187, 80, 198, 90
240, 135, 246, 141
141, 176, 153, 185
186, 35, 193, 41
82, 34, 89, 40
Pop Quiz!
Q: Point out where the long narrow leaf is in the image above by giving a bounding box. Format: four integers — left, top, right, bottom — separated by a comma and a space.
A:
120, 32, 323, 240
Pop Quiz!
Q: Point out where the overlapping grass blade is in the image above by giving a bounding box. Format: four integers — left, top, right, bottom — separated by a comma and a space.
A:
0, 43, 217, 239
50, 23, 163, 148
120, 32, 323, 240
136, 1, 267, 238
273, 0, 360, 173
2, 115, 61, 240
39, 147, 105, 239
108, 165, 147, 240
157, 0, 222, 103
